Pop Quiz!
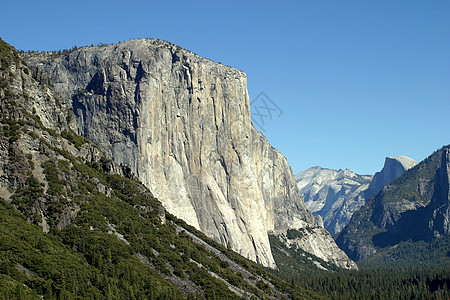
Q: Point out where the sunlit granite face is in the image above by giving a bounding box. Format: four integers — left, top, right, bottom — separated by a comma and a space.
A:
26, 39, 356, 269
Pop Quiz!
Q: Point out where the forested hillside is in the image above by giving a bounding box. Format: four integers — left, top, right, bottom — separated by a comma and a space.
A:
269, 234, 449, 299
336, 145, 450, 261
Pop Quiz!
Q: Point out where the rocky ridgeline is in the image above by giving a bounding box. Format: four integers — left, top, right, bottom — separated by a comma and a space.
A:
296, 156, 417, 237
364, 156, 418, 198
26, 39, 355, 269
296, 167, 372, 236
336, 147, 450, 261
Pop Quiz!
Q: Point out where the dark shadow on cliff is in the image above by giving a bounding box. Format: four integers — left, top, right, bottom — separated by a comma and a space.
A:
372, 161, 449, 248
372, 205, 432, 248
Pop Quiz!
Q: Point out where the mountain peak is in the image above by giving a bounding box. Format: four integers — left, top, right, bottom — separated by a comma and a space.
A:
365, 156, 418, 198
336, 146, 450, 261
296, 156, 418, 237
296, 166, 372, 236
386, 156, 418, 171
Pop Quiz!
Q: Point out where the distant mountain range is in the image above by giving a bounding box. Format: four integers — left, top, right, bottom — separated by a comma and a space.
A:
296, 156, 417, 236
295, 167, 372, 236
336, 146, 450, 261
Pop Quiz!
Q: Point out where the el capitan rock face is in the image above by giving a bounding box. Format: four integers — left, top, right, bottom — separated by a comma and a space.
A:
26, 39, 355, 269
0, 39, 299, 298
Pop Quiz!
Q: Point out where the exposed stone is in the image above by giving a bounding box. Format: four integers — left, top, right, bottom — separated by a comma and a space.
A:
297, 157, 417, 238
365, 156, 418, 198
296, 167, 371, 236
314, 215, 324, 228
26, 39, 355, 269
279, 226, 358, 270
429, 148, 450, 237
336, 146, 449, 261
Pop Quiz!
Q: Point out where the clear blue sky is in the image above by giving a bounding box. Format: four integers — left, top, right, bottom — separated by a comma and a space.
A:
1, 1, 449, 175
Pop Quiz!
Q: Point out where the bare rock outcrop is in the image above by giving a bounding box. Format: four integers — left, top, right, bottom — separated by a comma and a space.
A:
297, 157, 417, 238
26, 39, 355, 269
365, 156, 418, 198
296, 167, 372, 236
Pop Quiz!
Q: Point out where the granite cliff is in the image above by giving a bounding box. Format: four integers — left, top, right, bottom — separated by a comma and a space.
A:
0, 38, 305, 298
26, 39, 355, 269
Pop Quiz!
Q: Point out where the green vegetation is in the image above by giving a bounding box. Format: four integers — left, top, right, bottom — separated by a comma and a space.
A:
1, 37, 20, 71
0, 274, 39, 300
286, 264, 449, 300
0, 201, 183, 299
336, 145, 450, 261
269, 234, 340, 274
270, 234, 450, 299
1, 119, 21, 142
361, 236, 450, 267
168, 216, 320, 299
2, 38, 294, 299
286, 227, 316, 240
0, 103, 295, 299
77, 88, 89, 95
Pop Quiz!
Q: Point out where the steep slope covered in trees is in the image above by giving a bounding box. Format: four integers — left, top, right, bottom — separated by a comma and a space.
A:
336, 145, 450, 261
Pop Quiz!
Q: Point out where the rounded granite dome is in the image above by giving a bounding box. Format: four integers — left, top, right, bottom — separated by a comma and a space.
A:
388, 156, 418, 171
